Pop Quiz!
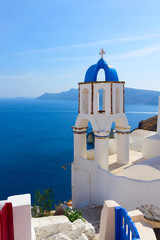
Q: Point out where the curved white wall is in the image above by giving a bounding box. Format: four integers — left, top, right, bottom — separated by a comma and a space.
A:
96, 167, 160, 211
118, 165, 160, 181
72, 157, 160, 211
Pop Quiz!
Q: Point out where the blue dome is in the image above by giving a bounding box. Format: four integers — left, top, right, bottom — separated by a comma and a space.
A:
84, 58, 119, 82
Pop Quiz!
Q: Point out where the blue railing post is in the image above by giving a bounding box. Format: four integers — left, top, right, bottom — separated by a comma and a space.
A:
115, 206, 122, 240
115, 206, 140, 240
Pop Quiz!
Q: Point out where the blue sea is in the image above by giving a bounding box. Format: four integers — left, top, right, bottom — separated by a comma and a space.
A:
0, 99, 158, 204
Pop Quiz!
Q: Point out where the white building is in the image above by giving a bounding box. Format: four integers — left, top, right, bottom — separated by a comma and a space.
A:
72, 50, 131, 208
142, 97, 160, 159
72, 50, 160, 210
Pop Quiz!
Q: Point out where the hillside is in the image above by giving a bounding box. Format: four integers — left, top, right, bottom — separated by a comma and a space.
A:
125, 88, 160, 105
138, 115, 158, 131
38, 87, 160, 105
38, 88, 78, 101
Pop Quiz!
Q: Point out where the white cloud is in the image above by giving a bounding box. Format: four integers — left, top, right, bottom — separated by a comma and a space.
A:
1, 42, 160, 65
0, 72, 78, 81
0, 33, 160, 58
116, 33, 160, 43
44, 43, 160, 62
110, 44, 160, 60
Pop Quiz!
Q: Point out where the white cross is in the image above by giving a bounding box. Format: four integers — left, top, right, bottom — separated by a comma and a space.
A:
99, 48, 106, 58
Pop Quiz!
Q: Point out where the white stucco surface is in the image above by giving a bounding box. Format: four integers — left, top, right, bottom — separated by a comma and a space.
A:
143, 133, 160, 159
108, 138, 117, 155
109, 150, 143, 174
118, 156, 160, 180
72, 153, 160, 210
0, 194, 32, 240
8, 194, 32, 240
118, 165, 160, 180
128, 210, 157, 240
99, 200, 119, 240
130, 129, 155, 152
134, 221, 156, 240
72, 78, 160, 213
98, 167, 160, 210
142, 97, 160, 159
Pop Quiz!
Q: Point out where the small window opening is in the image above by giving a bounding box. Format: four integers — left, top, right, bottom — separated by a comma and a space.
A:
116, 88, 120, 113
87, 122, 94, 151
97, 69, 105, 82
82, 88, 89, 114
98, 88, 105, 113
109, 122, 115, 139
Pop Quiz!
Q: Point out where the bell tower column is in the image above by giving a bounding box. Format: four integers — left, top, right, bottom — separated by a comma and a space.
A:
94, 131, 110, 170
116, 127, 131, 164
72, 127, 87, 160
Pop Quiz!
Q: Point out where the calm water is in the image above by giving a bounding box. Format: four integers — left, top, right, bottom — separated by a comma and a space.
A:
0, 99, 158, 204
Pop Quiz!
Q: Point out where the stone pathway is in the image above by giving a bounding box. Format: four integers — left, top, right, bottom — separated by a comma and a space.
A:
81, 205, 103, 234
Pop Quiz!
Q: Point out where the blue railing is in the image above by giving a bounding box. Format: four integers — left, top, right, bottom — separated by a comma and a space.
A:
115, 206, 140, 240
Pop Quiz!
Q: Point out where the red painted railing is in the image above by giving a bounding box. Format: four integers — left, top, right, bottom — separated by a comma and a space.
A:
0, 203, 14, 240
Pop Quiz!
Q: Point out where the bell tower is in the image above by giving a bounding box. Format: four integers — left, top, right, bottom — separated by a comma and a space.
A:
72, 50, 131, 208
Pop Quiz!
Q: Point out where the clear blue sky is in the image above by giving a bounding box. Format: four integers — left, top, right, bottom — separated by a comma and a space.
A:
1, 0, 160, 97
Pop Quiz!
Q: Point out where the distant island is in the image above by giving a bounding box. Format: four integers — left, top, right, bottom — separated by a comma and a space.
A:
37, 87, 160, 105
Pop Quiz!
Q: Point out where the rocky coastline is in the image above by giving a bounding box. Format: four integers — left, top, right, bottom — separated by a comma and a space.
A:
138, 115, 157, 131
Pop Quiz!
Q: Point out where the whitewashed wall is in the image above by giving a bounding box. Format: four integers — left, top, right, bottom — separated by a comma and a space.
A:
8, 194, 32, 240
109, 138, 117, 155
97, 166, 160, 211
130, 129, 155, 152
72, 157, 160, 211
143, 134, 160, 159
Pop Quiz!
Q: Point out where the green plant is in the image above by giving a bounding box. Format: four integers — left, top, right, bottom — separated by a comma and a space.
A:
63, 208, 85, 222
31, 188, 54, 217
